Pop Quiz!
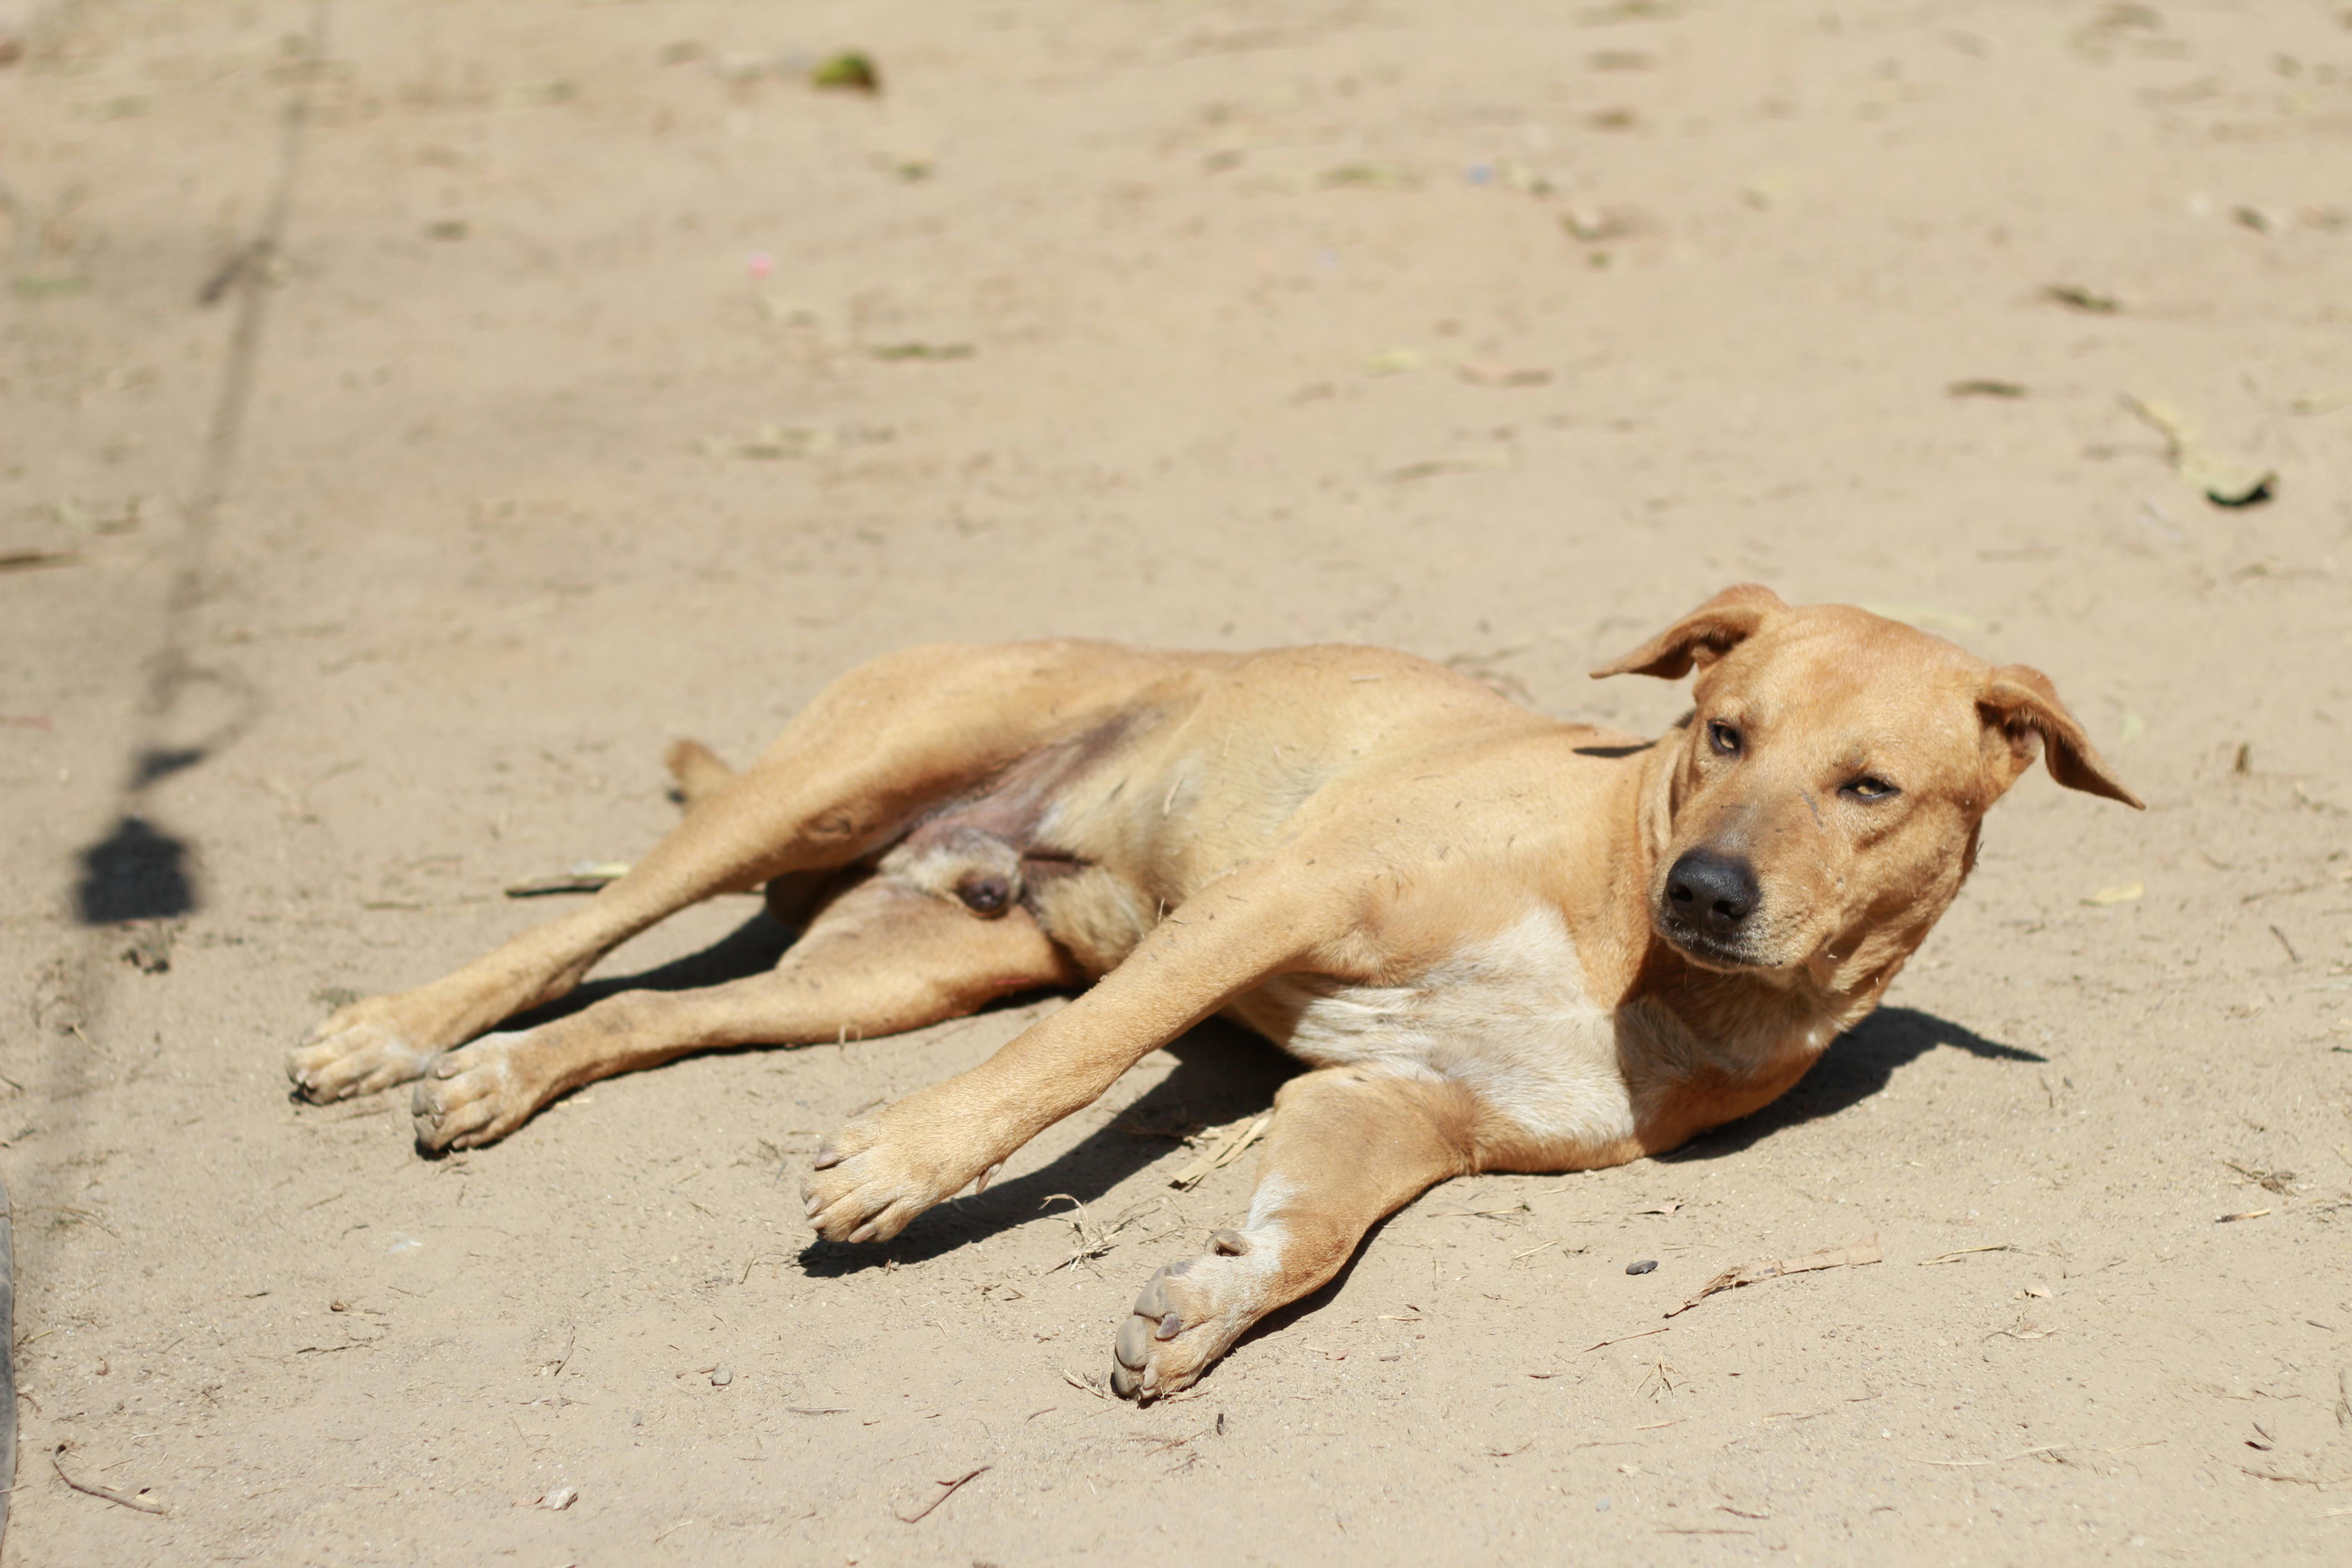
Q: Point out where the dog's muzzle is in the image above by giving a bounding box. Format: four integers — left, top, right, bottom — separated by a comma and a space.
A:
1658, 848, 1764, 967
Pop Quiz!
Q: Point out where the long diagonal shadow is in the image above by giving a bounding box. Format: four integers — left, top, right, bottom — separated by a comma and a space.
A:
30, 5, 333, 1546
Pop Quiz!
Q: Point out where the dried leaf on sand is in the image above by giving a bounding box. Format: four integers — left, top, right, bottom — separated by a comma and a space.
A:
1167, 1114, 1269, 1190
2044, 283, 2120, 314
505, 861, 631, 897
811, 53, 880, 94
1947, 378, 2027, 399
2125, 396, 2275, 507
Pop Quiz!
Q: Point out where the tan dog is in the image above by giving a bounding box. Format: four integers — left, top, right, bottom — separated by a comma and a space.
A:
287, 586, 2138, 1399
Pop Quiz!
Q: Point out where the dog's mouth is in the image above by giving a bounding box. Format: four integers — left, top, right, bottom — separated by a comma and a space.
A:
1654, 908, 1771, 972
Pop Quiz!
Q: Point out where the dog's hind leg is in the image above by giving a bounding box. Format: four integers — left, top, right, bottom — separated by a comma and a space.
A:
289, 639, 1175, 1104
1107, 1067, 1479, 1399
409, 872, 1081, 1152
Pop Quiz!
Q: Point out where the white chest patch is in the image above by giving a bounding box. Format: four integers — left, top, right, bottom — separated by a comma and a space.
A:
1228, 909, 1636, 1151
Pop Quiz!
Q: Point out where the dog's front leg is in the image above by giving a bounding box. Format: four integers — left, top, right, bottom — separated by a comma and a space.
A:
802, 858, 1357, 1245
1108, 1066, 1478, 1399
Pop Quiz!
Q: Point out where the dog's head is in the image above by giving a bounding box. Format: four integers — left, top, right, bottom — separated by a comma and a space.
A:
1593, 585, 2141, 990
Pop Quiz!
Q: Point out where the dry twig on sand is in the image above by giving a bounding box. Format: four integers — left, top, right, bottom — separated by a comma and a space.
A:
2239, 1464, 2352, 1487
1038, 1194, 1164, 1277
1917, 1444, 2066, 1468
2218, 1159, 2295, 1195
51, 1443, 167, 1515
1918, 1243, 2015, 1265
894, 1465, 989, 1524
1426, 1200, 1533, 1223
1665, 1236, 1882, 1318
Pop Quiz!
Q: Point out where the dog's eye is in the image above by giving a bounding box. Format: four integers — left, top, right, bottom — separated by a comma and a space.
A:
1843, 775, 1899, 801
1707, 720, 1741, 757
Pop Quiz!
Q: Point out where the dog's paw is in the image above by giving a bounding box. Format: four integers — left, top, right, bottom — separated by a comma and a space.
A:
411, 1032, 547, 1152
287, 999, 439, 1102
802, 1100, 986, 1245
1110, 1228, 1284, 1401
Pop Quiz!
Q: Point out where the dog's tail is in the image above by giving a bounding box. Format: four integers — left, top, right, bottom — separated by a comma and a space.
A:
663, 737, 737, 811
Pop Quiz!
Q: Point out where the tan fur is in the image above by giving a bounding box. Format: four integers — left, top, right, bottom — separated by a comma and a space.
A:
287, 589, 2137, 1399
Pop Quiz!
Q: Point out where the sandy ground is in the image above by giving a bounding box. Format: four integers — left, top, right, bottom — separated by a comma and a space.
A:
3, 0, 2351, 1562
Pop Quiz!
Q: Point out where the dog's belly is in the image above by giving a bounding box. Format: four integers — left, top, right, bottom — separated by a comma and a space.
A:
1224, 908, 1638, 1156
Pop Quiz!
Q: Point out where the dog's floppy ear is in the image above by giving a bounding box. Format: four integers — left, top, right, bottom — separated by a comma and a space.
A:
1590, 583, 1786, 681
1978, 664, 2145, 808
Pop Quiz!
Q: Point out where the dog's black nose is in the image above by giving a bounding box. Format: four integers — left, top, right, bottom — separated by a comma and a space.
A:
1666, 849, 1759, 934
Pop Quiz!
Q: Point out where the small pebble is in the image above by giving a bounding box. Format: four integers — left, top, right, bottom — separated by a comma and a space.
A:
1595, 1497, 1612, 1512
711, 1367, 734, 1387
541, 1485, 578, 1511
1626, 1259, 1658, 1276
